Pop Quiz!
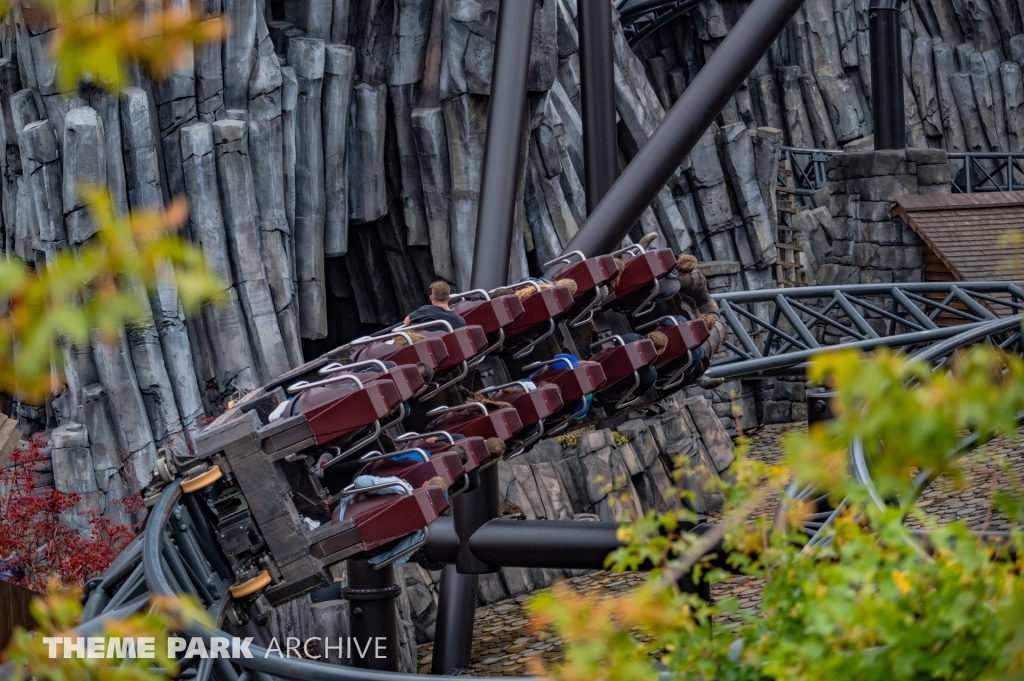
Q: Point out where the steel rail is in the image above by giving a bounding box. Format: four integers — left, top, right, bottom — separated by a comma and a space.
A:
706, 282, 1023, 380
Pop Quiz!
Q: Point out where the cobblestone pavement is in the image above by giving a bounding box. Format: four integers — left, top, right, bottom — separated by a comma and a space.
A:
415, 422, 1024, 675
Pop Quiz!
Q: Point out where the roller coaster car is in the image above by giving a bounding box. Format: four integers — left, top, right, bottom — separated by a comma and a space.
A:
477, 382, 565, 457
356, 449, 467, 491
526, 360, 607, 407
590, 337, 658, 389
352, 331, 450, 369
650, 318, 710, 370
287, 374, 403, 445
424, 325, 488, 368
502, 284, 575, 338
395, 433, 496, 472
426, 402, 525, 441
329, 484, 449, 552
546, 252, 619, 295
483, 383, 564, 428
450, 292, 526, 334
186, 401, 448, 607
544, 252, 619, 326
610, 247, 677, 317
330, 361, 426, 401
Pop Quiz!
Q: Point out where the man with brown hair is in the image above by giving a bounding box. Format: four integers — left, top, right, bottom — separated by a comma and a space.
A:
404, 280, 467, 329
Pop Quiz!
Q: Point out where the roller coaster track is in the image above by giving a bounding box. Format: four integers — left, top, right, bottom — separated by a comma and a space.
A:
706, 282, 1024, 381
616, 0, 706, 45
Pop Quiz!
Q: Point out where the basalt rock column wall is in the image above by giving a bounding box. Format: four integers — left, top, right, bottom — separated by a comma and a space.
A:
631, 0, 1024, 160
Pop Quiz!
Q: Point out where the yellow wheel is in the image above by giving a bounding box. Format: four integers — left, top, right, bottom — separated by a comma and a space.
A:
229, 570, 271, 598
180, 467, 223, 493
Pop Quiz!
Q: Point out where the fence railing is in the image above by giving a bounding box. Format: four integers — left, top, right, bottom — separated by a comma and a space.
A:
781, 147, 1024, 196
780, 147, 840, 196
947, 152, 1024, 193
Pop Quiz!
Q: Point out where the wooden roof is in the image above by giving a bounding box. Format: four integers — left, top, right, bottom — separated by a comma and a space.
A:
892, 192, 1024, 282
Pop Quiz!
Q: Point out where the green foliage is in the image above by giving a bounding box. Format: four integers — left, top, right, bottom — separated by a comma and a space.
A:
528, 347, 1024, 681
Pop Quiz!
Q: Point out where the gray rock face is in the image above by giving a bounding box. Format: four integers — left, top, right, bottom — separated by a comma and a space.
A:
390, 0, 433, 86
120, 87, 203, 448
391, 84, 430, 247
348, 82, 388, 224
912, 37, 943, 137
213, 118, 292, 382
89, 330, 158, 487
322, 43, 355, 257
180, 122, 258, 398
800, 73, 838, 148
779, 66, 814, 147
248, 54, 303, 368
223, 0, 258, 110
442, 93, 486, 292
195, 0, 225, 121
950, 71, 991, 150
720, 123, 778, 266
288, 38, 328, 339
970, 50, 1008, 149
411, 106, 455, 282
62, 107, 104, 246
22, 119, 65, 258
50, 423, 101, 535
1001, 61, 1024, 150
934, 41, 968, 150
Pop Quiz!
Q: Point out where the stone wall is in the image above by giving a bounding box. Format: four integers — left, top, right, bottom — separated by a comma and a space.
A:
820, 147, 949, 290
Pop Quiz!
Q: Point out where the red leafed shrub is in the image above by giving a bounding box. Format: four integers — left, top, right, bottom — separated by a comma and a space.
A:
0, 434, 137, 591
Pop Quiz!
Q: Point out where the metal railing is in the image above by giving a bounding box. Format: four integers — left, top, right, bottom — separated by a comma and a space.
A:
706, 282, 1024, 381
780, 146, 839, 196
948, 152, 1024, 193
782, 147, 1024, 195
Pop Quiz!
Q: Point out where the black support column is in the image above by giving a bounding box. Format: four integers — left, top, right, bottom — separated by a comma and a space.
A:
869, 0, 906, 150
578, 0, 619, 211
345, 559, 402, 672
434, 0, 536, 673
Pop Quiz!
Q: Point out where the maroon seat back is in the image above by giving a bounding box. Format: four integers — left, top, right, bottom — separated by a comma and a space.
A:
340, 487, 449, 551
489, 385, 564, 427
592, 340, 659, 387
504, 287, 575, 337
421, 325, 488, 370
530, 363, 607, 404
451, 295, 525, 334
654, 320, 710, 370
612, 249, 675, 298
354, 337, 449, 369
292, 381, 402, 444
357, 451, 466, 489
357, 364, 425, 401
548, 255, 618, 297
429, 408, 524, 441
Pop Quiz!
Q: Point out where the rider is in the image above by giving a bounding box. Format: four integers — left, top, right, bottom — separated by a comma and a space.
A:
404, 280, 467, 329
